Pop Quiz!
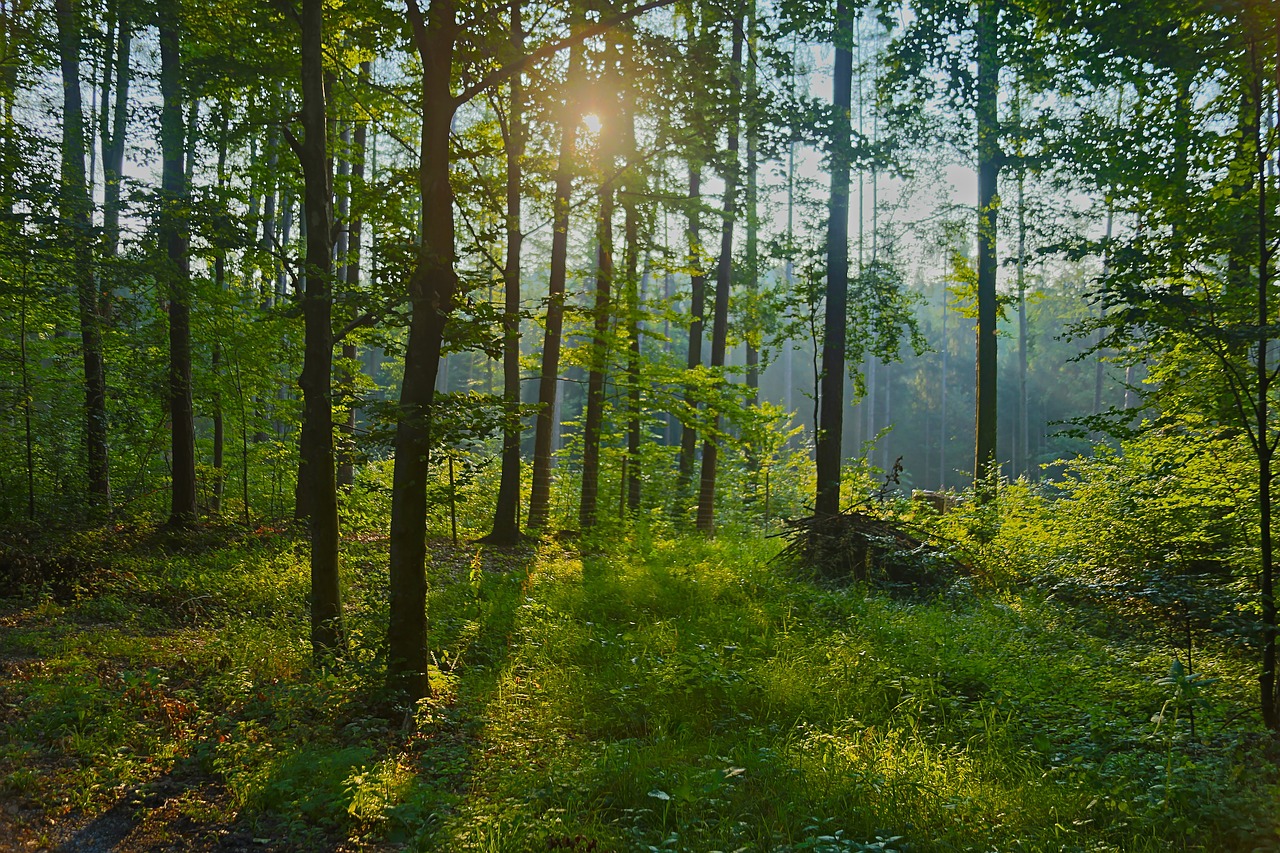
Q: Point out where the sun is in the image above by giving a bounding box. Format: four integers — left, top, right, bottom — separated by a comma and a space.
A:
582, 113, 602, 134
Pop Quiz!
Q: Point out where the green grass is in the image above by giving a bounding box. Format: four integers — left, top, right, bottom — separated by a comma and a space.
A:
0, 521, 1275, 851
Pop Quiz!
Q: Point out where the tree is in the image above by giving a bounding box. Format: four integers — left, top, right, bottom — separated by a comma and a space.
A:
158, 0, 196, 525
814, 0, 853, 516
55, 0, 110, 507
487, 0, 525, 543
527, 31, 584, 533
973, 0, 999, 496
388, 0, 678, 696
696, 9, 744, 534
293, 0, 345, 656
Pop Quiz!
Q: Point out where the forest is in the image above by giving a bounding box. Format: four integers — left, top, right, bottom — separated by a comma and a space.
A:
1, 0, 1279, 849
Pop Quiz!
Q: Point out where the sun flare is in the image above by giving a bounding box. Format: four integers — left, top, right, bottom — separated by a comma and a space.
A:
582, 113, 602, 133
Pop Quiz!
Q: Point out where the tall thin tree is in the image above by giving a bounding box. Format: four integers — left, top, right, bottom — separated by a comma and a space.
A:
814, 1, 854, 517
55, 0, 110, 506
158, 1, 195, 525
296, 0, 345, 656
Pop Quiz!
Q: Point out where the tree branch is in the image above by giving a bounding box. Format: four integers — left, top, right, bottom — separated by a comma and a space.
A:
451, 0, 678, 109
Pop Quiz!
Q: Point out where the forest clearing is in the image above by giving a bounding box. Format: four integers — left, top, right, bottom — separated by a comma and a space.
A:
5, 0, 1280, 848
0, 493, 1277, 851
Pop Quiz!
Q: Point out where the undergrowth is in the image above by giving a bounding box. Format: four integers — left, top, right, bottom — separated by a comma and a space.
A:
0, 515, 1275, 851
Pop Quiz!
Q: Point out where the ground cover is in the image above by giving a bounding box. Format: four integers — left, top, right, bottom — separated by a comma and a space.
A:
0, 519, 1275, 851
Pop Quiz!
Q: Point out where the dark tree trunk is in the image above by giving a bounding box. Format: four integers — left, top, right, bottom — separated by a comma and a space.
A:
1250, 46, 1278, 731
744, 0, 759, 401
974, 0, 1000, 498
337, 63, 370, 490
489, 0, 525, 542
622, 44, 642, 514
388, 0, 458, 699
158, 5, 195, 525
815, 2, 853, 516
696, 12, 744, 534
298, 0, 344, 656
528, 36, 583, 531
213, 108, 229, 514
100, 0, 130, 262
677, 164, 705, 492
55, 0, 110, 507
579, 184, 614, 532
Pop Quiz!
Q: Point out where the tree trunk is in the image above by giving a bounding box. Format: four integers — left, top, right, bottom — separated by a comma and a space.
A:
1017, 170, 1028, 478
488, 0, 525, 542
298, 0, 344, 657
158, 5, 195, 525
100, 1, 130, 263
677, 164, 705, 492
974, 0, 1000, 498
213, 108, 229, 514
528, 36, 583, 531
388, 0, 458, 699
338, 63, 370, 491
579, 183, 614, 532
744, 0, 759, 401
1251, 50, 1278, 731
622, 48, 642, 514
696, 12, 744, 534
814, 1, 853, 516
55, 0, 110, 507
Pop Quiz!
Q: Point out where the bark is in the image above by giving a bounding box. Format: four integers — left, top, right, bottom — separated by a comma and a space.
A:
973, 0, 1000, 499
622, 47, 642, 514
55, 0, 110, 506
338, 63, 370, 490
814, 1, 853, 517
744, 0, 759, 400
677, 164, 705, 491
488, 0, 525, 542
298, 0, 345, 656
213, 109, 229, 514
388, 0, 458, 698
579, 184, 613, 532
696, 12, 744, 534
1251, 49, 1278, 731
100, 1, 130, 261
1017, 171, 1028, 477
528, 35, 583, 531
158, 4, 195, 525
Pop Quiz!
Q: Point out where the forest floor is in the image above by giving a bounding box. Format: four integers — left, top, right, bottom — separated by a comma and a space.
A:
0, 519, 1277, 852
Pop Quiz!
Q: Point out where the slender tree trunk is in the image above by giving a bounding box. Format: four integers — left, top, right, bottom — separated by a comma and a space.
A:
579, 183, 613, 532
1252, 46, 1278, 731
696, 13, 744, 534
212, 109, 229, 514
814, 1, 853, 516
388, 0, 458, 698
298, 0, 344, 656
528, 36, 582, 531
940, 268, 948, 489
158, 6, 195, 525
338, 63, 370, 490
56, 0, 110, 507
974, 0, 1000, 499
489, 0, 525, 542
622, 50, 642, 514
744, 0, 759, 401
333, 124, 352, 484
20, 257, 34, 518
1017, 170, 1028, 477
100, 3, 129, 263
677, 164, 705, 491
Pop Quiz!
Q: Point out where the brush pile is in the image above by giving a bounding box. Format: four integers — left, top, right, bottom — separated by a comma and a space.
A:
776, 509, 966, 591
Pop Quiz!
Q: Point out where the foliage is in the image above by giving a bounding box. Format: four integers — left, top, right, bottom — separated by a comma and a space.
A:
1, 481, 1278, 849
